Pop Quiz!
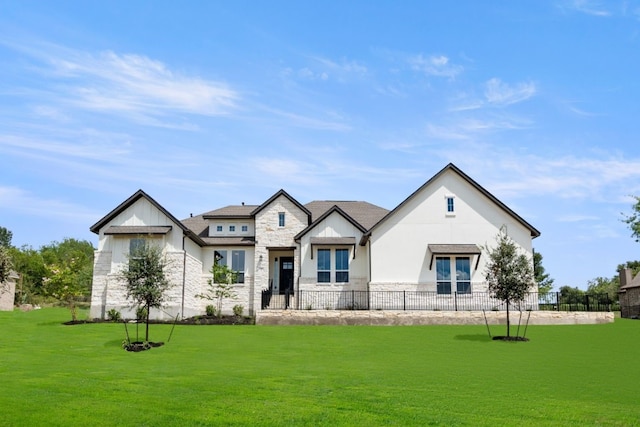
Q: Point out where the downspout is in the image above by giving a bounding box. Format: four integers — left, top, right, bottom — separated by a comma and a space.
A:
181, 234, 187, 319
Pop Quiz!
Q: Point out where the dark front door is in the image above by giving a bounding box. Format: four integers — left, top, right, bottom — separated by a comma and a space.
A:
279, 257, 294, 295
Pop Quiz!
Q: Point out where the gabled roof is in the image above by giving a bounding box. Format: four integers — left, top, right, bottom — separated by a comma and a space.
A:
89, 190, 206, 246
305, 201, 389, 230
294, 205, 368, 241
250, 189, 312, 224
202, 205, 258, 219
364, 163, 541, 240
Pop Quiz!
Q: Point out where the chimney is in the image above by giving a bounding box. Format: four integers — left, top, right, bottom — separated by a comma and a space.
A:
620, 268, 633, 288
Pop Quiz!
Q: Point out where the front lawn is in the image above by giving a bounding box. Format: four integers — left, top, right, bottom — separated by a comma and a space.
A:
1, 308, 638, 426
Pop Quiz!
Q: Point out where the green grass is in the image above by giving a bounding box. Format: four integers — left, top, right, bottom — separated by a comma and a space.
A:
1, 308, 639, 426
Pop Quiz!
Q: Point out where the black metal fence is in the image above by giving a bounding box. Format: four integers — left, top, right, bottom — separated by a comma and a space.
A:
261, 289, 613, 312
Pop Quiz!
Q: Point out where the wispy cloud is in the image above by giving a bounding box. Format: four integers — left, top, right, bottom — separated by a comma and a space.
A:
409, 54, 463, 79
0, 186, 101, 223
564, 0, 612, 16
4, 40, 240, 126
484, 78, 536, 106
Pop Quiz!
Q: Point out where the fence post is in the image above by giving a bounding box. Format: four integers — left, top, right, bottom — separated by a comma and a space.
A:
556, 292, 560, 311
403, 290, 406, 311
454, 292, 458, 311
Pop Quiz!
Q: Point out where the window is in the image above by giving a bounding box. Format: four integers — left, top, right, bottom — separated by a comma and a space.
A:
436, 257, 451, 294
241, 225, 248, 233
335, 249, 349, 282
446, 197, 455, 213
436, 256, 471, 294
229, 225, 236, 232
214, 250, 227, 266
456, 257, 471, 294
278, 212, 285, 227
216, 225, 223, 232
317, 249, 330, 283
231, 250, 245, 284
129, 238, 146, 255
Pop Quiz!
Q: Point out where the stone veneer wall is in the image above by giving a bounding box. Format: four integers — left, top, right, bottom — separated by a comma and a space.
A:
0, 272, 17, 311
257, 310, 614, 326
252, 196, 308, 315
89, 250, 112, 319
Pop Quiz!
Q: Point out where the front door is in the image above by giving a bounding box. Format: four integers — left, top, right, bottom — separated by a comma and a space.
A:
279, 257, 294, 295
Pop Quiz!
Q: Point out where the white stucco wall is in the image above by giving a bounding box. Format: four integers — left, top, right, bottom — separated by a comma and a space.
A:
369, 170, 535, 289
298, 211, 368, 291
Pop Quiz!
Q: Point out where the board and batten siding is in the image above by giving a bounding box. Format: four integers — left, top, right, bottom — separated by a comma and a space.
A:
298, 211, 367, 288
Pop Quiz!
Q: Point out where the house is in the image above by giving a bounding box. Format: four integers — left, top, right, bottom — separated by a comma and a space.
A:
619, 268, 640, 318
88, 163, 540, 319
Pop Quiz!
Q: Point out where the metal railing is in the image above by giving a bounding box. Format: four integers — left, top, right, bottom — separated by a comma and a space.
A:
261, 290, 613, 312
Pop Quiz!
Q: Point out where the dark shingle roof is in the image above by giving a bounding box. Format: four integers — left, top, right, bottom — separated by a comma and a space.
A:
304, 201, 389, 230
202, 205, 258, 219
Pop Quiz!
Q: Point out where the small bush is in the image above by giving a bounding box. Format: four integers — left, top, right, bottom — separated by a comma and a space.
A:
136, 306, 148, 321
206, 305, 216, 317
107, 309, 121, 322
233, 305, 244, 316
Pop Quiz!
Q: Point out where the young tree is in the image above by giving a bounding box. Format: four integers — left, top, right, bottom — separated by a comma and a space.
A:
41, 238, 95, 320
533, 250, 554, 296
119, 241, 170, 342
43, 260, 85, 321
484, 228, 534, 338
197, 261, 237, 318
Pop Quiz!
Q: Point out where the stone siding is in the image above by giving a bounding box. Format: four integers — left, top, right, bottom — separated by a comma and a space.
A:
257, 310, 614, 325
0, 272, 17, 311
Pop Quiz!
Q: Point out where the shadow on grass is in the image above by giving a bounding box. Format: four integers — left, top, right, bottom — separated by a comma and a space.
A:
104, 339, 125, 348
454, 334, 492, 342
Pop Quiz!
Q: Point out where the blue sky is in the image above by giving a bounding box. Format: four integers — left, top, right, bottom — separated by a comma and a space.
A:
2, 0, 640, 289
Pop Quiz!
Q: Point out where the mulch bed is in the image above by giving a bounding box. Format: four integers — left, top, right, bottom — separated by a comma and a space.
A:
63, 315, 254, 326
492, 336, 529, 342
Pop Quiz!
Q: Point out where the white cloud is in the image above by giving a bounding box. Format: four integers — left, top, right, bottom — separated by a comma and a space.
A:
5, 41, 239, 125
484, 78, 536, 106
409, 54, 463, 79
0, 186, 100, 223
565, 0, 612, 16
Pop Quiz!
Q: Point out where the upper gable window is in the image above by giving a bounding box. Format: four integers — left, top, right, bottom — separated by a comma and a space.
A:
241, 224, 248, 233
278, 212, 285, 227
229, 225, 236, 233
216, 225, 223, 232
445, 195, 455, 215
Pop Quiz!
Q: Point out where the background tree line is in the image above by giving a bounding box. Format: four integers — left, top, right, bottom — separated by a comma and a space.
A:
0, 226, 94, 314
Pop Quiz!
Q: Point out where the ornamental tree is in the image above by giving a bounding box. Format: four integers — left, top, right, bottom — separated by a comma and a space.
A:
120, 241, 170, 342
484, 228, 534, 338
196, 261, 237, 318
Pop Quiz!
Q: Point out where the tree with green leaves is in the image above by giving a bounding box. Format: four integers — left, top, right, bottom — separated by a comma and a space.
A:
622, 196, 640, 242
0, 246, 13, 295
484, 228, 534, 338
41, 238, 94, 320
0, 226, 12, 248
0, 227, 14, 295
119, 240, 170, 342
197, 261, 237, 318
533, 250, 554, 296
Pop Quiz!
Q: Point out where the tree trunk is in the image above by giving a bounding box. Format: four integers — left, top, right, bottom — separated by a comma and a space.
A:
506, 299, 510, 337
145, 304, 150, 342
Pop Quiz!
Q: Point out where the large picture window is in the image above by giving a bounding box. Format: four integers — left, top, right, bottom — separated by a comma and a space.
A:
436, 256, 471, 294
455, 257, 471, 294
231, 250, 245, 284
317, 249, 330, 283
335, 249, 349, 282
436, 257, 451, 294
